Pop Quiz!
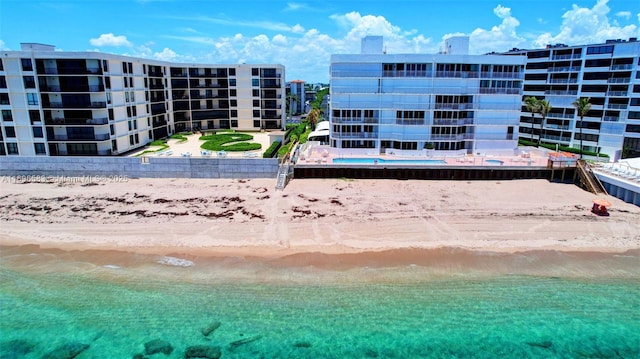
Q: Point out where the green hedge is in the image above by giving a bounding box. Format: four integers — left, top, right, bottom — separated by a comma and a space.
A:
170, 132, 192, 143
199, 133, 261, 152
263, 141, 281, 158
518, 139, 609, 158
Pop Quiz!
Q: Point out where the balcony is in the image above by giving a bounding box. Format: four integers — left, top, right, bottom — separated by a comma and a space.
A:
43, 101, 107, 109
603, 116, 620, 122
549, 79, 578, 84
611, 64, 633, 70
332, 132, 378, 139
434, 103, 473, 110
47, 117, 109, 125
544, 90, 578, 96
479, 72, 524, 79
551, 54, 581, 60
40, 85, 104, 92
608, 78, 630, 84
544, 124, 570, 130
40, 67, 102, 75
148, 70, 164, 77
332, 117, 379, 124
433, 118, 474, 126
607, 91, 628, 97
431, 134, 474, 141
547, 113, 574, 119
261, 114, 281, 119
548, 66, 581, 72
479, 88, 520, 95
607, 103, 628, 109
49, 133, 110, 141
540, 134, 571, 142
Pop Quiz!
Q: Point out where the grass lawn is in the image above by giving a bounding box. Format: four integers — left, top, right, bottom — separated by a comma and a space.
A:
199, 133, 262, 152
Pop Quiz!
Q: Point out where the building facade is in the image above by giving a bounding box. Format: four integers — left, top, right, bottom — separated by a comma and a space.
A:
329, 36, 525, 154
286, 80, 305, 116
0, 44, 285, 156
502, 38, 640, 159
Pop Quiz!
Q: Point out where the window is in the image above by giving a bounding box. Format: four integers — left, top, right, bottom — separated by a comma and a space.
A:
21, 58, 33, 71
143, 64, 147, 74
230, 89, 237, 97
110, 124, 115, 135
229, 68, 236, 76
586, 45, 614, 55
106, 92, 111, 104
108, 109, 114, 121
29, 110, 41, 123
229, 79, 236, 86
0, 76, 6, 88
252, 79, 260, 86
23, 76, 35, 88
2, 110, 12, 121
253, 110, 260, 117
32, 127, 43, 138
252, 68, 259, 76
127, 106, 132, 117
122, 62, 128, 74
253, 100, 260, 107
130, 91, 135, 102
0, 59, 3, 71
252, 89, 260, 97
231, 120, 238, 127
133, 119, 138, 130
105, 77, 111, 89
128, 121, 132, 131
111, 140, 117, 152
34, 143, 46, 155
128, 63, 133, 74
230, 110, 237, 117
6, 143, 18, 155
0, 143, 5, 155
132, 106, 137, 116
0, 93, 9, 105
129, 135, 134, 145
102, 60, 109, 72
125, 92, 130, 103
230, 100, 237, 107
5, 126, 16, 137
27, 93, 38, 105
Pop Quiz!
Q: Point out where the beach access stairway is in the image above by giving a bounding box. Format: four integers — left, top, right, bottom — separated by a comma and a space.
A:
275, 163, 292, 190
576, 160, 607, 195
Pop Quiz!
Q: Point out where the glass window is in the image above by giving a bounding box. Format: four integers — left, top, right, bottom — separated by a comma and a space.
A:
230, 100, 237, 107
27, 93, 38, 105
253, 100, 260, 107
229, 68, 236, 76
5, 126, 16, 137
231, 110, 237, 117
23, 76, 36, 88
229, 78, 236, 86
252, 68, 259, 76
0, 59, 3, 71
29, 110, 41, 123
34, 143, 46, 154
252, 79, 260, 86
2, 109, 12, 121
253, 120, 261, 127
0, 76, 6, 88
0, 93, 9, 105
6, 143, 18, 155
32, 127, 43, 138
231, 120, 238, 127
230, 89, 237, 97
102, 60, 109, 72
252, 89, 259, 97
253, 110, 260, 117
21, 58, 33, 71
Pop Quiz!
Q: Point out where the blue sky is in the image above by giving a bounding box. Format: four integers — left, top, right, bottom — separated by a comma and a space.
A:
1, 0, 638, 83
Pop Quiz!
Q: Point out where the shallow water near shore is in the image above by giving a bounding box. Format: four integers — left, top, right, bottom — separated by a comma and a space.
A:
1, 246, 639, 358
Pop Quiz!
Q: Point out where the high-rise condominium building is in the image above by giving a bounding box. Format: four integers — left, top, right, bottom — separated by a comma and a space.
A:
501, 38, 640, 159
0, 43, 285, 156
286, 80, 305, 116
329, 36, 525, 154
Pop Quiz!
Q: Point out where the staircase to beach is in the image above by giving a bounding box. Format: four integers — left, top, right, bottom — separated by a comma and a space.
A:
576, 159, 607, 195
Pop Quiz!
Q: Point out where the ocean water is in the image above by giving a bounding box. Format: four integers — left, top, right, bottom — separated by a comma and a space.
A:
1, 246, 639, 359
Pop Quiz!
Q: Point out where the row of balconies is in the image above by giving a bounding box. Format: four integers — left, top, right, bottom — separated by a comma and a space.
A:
46, 117, 109, 125
39, 67, 102, 75
43, 101, 107, 109
47, 133, 111, 141
380, 71, 524, 79
40, 85, 105, 92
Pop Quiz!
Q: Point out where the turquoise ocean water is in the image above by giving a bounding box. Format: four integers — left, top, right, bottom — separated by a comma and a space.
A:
1, 246, 639, 358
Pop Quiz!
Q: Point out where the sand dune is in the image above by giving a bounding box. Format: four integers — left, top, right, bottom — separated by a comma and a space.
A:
1, 177, 639, 257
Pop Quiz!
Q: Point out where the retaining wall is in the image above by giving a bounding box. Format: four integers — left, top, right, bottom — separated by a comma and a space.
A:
0, 156, 279, 179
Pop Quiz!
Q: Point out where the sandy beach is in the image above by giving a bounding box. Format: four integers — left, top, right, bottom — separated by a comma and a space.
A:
1, 177, 639, 260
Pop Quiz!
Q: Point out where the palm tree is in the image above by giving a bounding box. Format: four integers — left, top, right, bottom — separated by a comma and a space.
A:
306, 108, 320, 130
572, 97, 591, 159
537, 99, 551, 147
524, 96, 539, 145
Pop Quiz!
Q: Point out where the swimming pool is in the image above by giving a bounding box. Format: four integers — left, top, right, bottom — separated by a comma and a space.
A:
332, 158, 447, 165
485, 159, 504, 165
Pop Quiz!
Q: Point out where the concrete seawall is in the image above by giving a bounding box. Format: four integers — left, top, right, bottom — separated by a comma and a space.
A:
0, 156, 279, 179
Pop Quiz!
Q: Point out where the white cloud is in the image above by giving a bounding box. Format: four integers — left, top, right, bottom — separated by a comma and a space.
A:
533, 0, 638, 48
154, 48, 178, 61
89, 33, 132, 47
464, 5, 525, 54
615, 11, 631, 19
0, 39, 8, 50
291, 24, 305, 34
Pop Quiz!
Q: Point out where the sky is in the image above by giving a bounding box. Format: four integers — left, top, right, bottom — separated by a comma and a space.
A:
0, 0, 638, 83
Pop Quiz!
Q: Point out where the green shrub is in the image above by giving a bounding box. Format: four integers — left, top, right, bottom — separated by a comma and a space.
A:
199, 133, 261, 152
518, 139, 608, 158
263, 141, 281, 158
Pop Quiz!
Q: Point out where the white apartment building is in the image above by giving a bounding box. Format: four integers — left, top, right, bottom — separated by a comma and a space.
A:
0, 43, 285, 156
502, 38, 640, 159
329, 36, 526, 154
286, 80, 305, 116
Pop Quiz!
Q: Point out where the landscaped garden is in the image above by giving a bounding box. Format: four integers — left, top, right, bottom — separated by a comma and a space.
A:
199, 131, 262, 152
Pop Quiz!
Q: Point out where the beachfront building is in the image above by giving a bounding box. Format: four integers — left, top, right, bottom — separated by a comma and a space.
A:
286, 80, 305, 116
0, 43, 285, 156
329, 36, 525, 155
500, 38, 640, 159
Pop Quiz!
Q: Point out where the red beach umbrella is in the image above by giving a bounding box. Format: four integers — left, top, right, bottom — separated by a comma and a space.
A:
592, 198, 612, 207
